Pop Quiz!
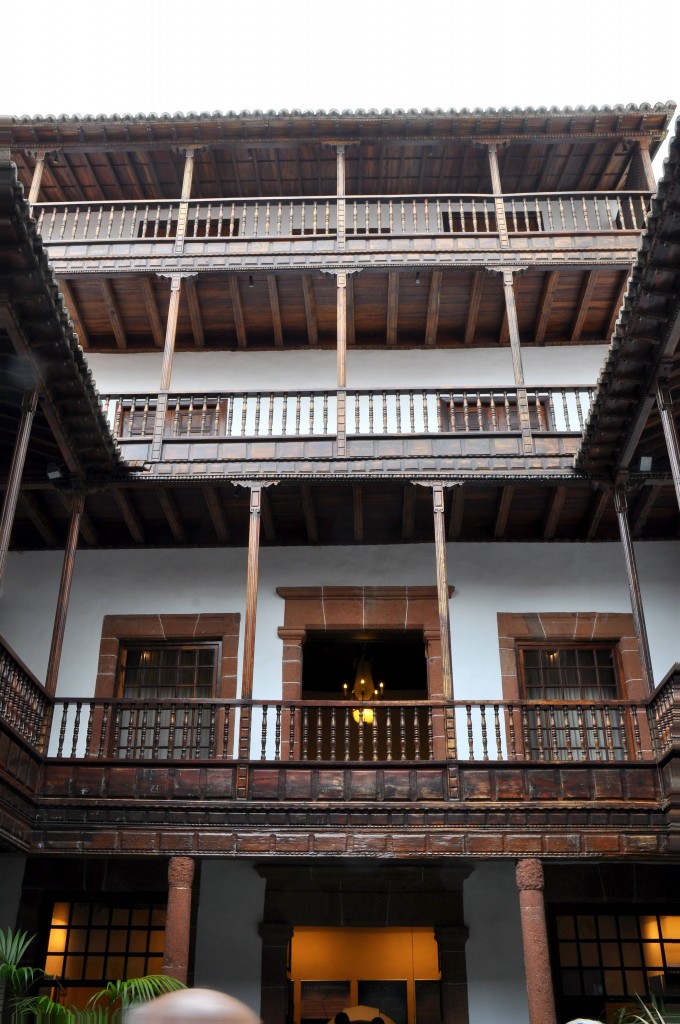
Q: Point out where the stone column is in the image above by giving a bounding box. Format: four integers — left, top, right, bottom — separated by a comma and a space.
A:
258, 922, 293, 1024
432, 484, 453, 700
614, 487, 654, 693
0, 388, 38, 586
163, 856, 196, 983
434, 925, 470, 1024
516, 859, 557, 1024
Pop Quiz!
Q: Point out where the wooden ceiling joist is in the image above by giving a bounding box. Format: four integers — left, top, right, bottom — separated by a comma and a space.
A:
158, 489, 186, 544
543, 485, 566, 540
267, 276, 284, 348
387, 272, 399, 347
448, 485, 465, 540
425, 270, 442, 347
493, 485, 514, 538
571, 270, 598, 343
185, 277, 205, 348
136, 150, 163, 196
534, 271, 558, 345
228, 275, 248, 348
300, 483, 318, 544
631, 485, 661, 538
140, 277, 165, 349
114, 489, 144, 543
401, 484, 416, 541
464, 272, 484, 346
301, 275, 318, 346
56, 151, 86, 201
203, 486, 229, 543
353, 484, 363, 543
99, 279, 127, 350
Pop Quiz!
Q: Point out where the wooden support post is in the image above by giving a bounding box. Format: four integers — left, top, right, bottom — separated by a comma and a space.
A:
0, 389, 38, 586
237, 485, 263, 793
433, 484, 453, 700
638, 139, 657, 192
336, 144, 346, 251
656, 378, 680, 512
162, 856, 195, 983
28, 152, 46, 206
502, 269, 533, 454
151, 275, 183, 461
174, 147, 197, 254
614, 488, 654, 693
487, 143, 509, 247
434, 926, 470, 1024
337, 271, 347, 458
516, 860, 558, 1024
45, 491, 83, 696
259, 923, 294, 1024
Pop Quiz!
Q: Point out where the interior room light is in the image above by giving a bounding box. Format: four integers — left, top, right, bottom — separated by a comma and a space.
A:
342, 656, 385, 726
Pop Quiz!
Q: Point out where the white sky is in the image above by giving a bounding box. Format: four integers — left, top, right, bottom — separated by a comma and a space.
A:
5, 0, 680, 171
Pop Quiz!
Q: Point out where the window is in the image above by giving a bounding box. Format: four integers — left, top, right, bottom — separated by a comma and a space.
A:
43, 900, 166, 1010
519, 645, 625, 761
116, 642, 219, 758
552, 910, 680, 1020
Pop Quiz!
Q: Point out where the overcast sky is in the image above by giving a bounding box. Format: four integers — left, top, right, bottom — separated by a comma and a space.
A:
6, 0, 680, 171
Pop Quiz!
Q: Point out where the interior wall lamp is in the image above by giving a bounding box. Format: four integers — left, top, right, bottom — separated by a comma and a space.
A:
342, 656, 384, 725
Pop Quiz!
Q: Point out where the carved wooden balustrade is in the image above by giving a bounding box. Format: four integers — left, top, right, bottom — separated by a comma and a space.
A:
34, 192, 650, 246
0, 637, 52, 751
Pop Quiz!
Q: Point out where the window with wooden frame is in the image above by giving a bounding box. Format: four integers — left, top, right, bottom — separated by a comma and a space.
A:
518, 644, 625, 761
116, 642, 220, 759
43, 899, 166, 1010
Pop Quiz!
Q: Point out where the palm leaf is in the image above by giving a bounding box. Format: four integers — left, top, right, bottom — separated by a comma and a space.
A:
87, 975, 185, 1010
0, 928, 36, 967
14, 994, 76, 1022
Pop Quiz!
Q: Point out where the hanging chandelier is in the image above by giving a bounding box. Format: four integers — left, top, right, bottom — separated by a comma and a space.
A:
342, 656, 384, 725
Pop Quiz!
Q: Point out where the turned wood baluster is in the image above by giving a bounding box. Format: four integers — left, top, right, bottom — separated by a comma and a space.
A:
309, 393, 315, 433
316, 706, 323, 761
268, 394, 275, 436
288, 705, 296, 760
576, 704, 587, 757
344, 707, 351, 761
413, 707, 420, 761
358, 716, 365, 761
632, 707, 643, 760
386, 707, 393, 761
618, 707, 629, 760
575, 392, 585, 432
409, 393, 415, 433
125, 704, 135, 759
400, 198, 405, 232
399, 707, 407, 760
482, 200, 490, 232
548, 706, 558, 759
476, 393, 484, 430
323, 393, 329, 434
422, 392, 429, 432
140, 703, 149, 759
253, 201, 260, 236
111, 704, 122, 758
274, 705, 281, 760
423, 197, 430, 232
368, 392, 374, 434
281, 394, 288, 435
593, 199, 602, 230
589, 707, 602, 761
152, 706, 162, 759
382, 393, 388, 434
195, 706, 205, 758
181, 703, 191, 759
536, 708, 546, 761
490, 394, 498, 431
70, 702, 82, 758
84, 702, 94, 757
471, 200, 478, 232
507, 705, 517, 760
377, 199, 382, 233
480, 704, 489, 760
330, 706, 337, 761
466, 704, 474, 759
494, 704, 503, 760
302, 706, 309, 760
396, 394, 402, 434
521, 704, 531, 758
254, 393, 261, 435
261, 705, 268, 760
603, 705, 615, 760
389, 199, 394, 232
168, 703, 177, 758
563, 706, 574, 762
98, 704, 109, 759
428, 706, 435, 759
557, 196, 566, 230
372, 714, 379, 761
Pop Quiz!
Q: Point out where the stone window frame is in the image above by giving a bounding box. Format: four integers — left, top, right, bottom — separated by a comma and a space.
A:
94, 613, 241, 701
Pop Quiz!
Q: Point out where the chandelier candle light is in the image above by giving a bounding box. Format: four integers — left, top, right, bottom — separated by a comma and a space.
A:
343, 657, 385, 725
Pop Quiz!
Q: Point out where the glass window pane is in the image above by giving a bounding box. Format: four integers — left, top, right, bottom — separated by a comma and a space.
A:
578, 916, 597, 940
556, 916, 576, 940
559, 943, 579, 967
604, 970, 625, 996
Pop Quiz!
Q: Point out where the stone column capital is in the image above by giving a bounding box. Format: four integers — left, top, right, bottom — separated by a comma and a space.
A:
168, 855, 195, 888
516, 857, 545, 892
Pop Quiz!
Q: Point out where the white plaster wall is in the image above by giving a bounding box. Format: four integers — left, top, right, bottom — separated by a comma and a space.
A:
0, 542, 678, 701
464, 861, 529, 1024
193, 861, 265, 1013
86, 345, 608, 395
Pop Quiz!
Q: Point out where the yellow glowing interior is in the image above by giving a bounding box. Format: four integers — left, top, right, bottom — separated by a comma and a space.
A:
291, 927, 439, 1024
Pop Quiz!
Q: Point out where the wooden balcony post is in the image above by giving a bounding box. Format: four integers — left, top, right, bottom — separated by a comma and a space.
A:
502, 269, 533, 454
336, 271, 347, 457
45, 491, 84, 696
237, 485, 263, 793
656, 378, 680, 511
432, 484, 453, 700
174, 147, 197, 254
487, 143, 509, 247
336, 144, 346, 251
162, 856, 195, 983
259, 922, 293, 1024
433, 925, 470, 1024
614, 487, 654, 693
516, 859, 557, 1024
0, 389, 38, 586
151, 274, 183, 461
28, 151, 46, 206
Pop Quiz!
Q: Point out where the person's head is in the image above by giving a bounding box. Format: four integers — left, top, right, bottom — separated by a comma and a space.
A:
126, 988, 262, 1024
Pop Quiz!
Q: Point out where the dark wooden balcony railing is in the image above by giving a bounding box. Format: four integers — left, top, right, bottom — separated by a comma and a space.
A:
101, 386, 594, 442
0, 636, 52, 750
33, 191, 651, 246
648, 664, 680, 757
44, 696, 650, 765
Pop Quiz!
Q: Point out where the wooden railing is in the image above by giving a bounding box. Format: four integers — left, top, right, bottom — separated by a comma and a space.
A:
44, 696, 649, 764
0, 636, 52, 751
101, 387, 594, 441
33, 191, 651, 245
648, 665, 680, 758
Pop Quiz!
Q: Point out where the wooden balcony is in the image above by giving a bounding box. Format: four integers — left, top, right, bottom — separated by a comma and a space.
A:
34, 191, 650, 274
102, 385, 593, 475
0, 638, 678, 858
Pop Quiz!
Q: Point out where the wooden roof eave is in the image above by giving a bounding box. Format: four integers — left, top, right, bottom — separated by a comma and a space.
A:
0, 160, 124, 481
576, 118, 680, 478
